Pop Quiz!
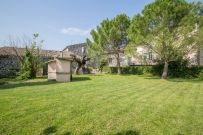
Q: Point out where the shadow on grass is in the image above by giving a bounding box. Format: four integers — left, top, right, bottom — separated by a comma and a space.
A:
144, 76, 203, 83
63, 130, 139, 135
63, 132, 92, 135
72, 76, 91, 82
41, 126, 57, 135
115, 130, 140, 135
144, 76, 160, 80
0, 80, 59, 90
0, 76, 91, 90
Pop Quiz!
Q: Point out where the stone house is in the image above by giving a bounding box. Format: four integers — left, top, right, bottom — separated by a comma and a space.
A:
63, 43, 95, 72
107, 46, 203, 67
63, 43, 87, 57
63, 43, 157, 67
0, 47, 63, 77
107, 46, 155, 67
63, 43, 203, 67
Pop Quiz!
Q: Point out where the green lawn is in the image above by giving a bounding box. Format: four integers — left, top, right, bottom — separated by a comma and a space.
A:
0, 75, 203, 135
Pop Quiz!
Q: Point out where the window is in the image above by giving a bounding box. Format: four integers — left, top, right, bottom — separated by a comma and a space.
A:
108, 58, 113, 64
81, 47, 85, 54
149, 52, 153, 60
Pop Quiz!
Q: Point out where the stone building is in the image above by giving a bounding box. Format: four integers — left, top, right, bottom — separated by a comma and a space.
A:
63, 43, 203, 68
63, 43, 87, 57
0, 47, 62, 78
63, 43, 92, 73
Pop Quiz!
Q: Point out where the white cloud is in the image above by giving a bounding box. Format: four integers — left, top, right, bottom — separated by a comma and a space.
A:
61, 27, 92, 36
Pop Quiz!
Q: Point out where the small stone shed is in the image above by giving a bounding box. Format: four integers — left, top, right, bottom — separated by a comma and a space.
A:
47, 57, 73, 82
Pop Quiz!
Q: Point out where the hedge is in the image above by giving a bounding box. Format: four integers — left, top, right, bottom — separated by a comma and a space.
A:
103, 64, 203, 78
103, 66, 152, 75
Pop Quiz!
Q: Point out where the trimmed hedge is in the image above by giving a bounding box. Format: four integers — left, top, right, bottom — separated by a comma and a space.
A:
103, 66, 152, 75
103, 63, 203, 78
152, 60, 203, 78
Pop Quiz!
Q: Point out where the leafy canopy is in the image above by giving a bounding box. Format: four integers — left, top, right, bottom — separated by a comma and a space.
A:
87, 13, 130, 56
128, 0, 203, 62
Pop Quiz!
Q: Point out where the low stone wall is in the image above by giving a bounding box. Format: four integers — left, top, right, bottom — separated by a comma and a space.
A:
0, 56, 51, 78
0, 56, 20, 78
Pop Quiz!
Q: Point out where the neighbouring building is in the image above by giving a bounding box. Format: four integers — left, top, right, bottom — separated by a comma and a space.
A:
63, 43, 87, 57
63, 43, 95, 73
0, 46, 63, 77
1, 42, 202, 77
63, 43, 203, 67
107, 45, 156, 67
63, 43, 157, 67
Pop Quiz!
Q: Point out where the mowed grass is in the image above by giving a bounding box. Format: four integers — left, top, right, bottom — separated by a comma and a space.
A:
0, 75, 203, 135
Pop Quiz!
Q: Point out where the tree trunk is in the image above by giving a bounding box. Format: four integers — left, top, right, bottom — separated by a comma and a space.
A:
161, 61, 169, 79
75, 64, 82, 75
116, 53, 121, 74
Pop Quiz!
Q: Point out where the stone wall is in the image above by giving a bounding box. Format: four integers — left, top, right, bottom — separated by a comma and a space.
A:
0, 55, 52, 78
199, 48, 203, 66
0, 55, 20, 78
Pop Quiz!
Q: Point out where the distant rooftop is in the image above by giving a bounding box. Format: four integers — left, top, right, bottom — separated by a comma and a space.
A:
0, 46, 62, 58
63, 43, 87, 57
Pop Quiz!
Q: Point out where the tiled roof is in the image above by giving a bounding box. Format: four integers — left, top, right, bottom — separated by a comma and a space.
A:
63, 43, 87, 57
63, 43, 86, 51
0, 46, 66, 58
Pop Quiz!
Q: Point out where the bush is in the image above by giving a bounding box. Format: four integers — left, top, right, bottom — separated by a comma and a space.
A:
103, 60, 203, 78
103, 66, 152, 75
103, 66, 112, 73
151, 60, 203, 78
17, 48, 33, 80
198, 71, 203, 80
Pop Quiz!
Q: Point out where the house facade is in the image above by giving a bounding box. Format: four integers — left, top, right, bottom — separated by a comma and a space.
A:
64, 43, 203, 67
107, 46, 156, 67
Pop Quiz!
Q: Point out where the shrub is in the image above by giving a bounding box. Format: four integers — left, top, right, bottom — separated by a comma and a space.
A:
151, 59, 203, 78
103, 60, 203, 78
103, 66, 152, 75
17, 48, 33, 80
103, 66, 111, 73
198, 70, 203, 80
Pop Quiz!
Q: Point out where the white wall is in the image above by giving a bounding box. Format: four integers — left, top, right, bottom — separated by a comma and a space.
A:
48, 61, 57, 80
56, 59, 71, 73
48, 59, 71, 82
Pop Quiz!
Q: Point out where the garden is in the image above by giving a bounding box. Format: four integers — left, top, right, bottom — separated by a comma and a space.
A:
0, 75, 203, 135
1, 0, 203, 135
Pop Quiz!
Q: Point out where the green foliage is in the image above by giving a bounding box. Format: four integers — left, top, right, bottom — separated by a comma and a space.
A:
103, 60, 203, 78
103, 66, 152, 75
128, 0, 203, 78
17, 34, 44, 80
17, 48, 32, 80
151, 60, 203, 78
90, 13, 130, 51
198, 71, 203, 80
99, 59, 107, 72
87, 13, 131, 74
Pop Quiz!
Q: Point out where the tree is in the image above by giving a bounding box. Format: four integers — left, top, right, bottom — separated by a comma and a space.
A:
72, 55, 90, 75
29, 33, 44, 77
87, 13, 131, 74
18, 47, 32, 79
128, 0, 203, 79
17, 33, 44, 79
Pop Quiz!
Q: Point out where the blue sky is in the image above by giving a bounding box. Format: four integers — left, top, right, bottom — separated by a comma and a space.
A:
0, 0, 201, 50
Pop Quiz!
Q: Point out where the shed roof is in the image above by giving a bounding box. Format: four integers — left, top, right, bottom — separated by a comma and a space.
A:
47, 57, 73, 63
